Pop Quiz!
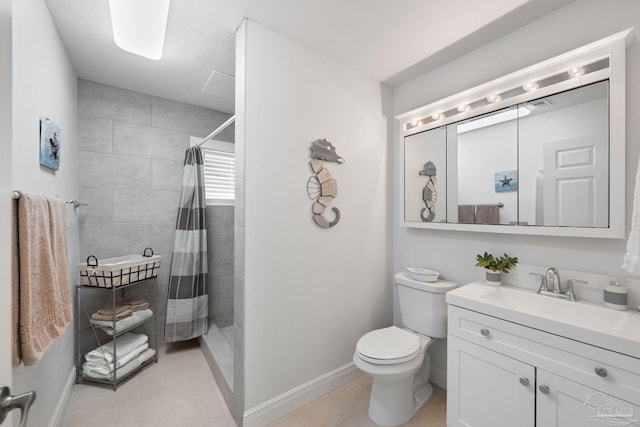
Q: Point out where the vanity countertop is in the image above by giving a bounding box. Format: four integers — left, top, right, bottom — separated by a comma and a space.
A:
446, 281, 640, 359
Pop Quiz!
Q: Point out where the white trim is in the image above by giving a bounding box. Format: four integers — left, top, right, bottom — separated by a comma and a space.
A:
430, 365, 447, 391
243, 363, 361, 427
48, 367, 75, 427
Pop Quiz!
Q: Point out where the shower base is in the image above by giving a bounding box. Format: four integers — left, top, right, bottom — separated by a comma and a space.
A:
201, 321, 233, 387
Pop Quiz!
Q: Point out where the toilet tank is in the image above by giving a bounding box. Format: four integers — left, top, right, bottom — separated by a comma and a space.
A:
395, 272, 457, 338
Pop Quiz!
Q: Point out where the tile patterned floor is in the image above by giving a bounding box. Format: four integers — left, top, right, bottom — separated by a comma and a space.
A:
267, 375, 447, 427
61, 340, 236, 427
62, 341, 446, 427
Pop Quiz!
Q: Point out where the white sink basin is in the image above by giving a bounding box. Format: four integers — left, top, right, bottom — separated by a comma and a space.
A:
447, 282, 640, 358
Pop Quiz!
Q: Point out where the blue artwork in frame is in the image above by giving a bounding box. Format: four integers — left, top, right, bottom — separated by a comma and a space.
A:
495, 170, 517, 192
39, 118, 61, 171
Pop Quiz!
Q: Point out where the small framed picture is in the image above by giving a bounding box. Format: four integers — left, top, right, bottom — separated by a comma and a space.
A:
39, 118, 61, 171
495, 170, 517, 192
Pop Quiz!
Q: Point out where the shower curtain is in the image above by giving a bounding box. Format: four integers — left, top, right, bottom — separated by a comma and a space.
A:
165, 147, 209, 342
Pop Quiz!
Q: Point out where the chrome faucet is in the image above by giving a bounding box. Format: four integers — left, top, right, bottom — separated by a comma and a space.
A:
545, 267, 561, 293
529, 268, 588, 302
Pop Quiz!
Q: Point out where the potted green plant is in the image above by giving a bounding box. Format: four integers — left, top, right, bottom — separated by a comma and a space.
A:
475, 252, 518, 285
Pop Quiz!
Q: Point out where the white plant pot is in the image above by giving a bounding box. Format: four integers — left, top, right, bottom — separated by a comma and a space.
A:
485, 270, 502, 286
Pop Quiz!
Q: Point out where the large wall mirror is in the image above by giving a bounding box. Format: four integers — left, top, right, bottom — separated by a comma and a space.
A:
398, 30, 633, 238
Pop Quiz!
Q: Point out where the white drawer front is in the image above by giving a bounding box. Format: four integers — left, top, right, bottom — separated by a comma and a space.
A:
448, 305, 640, 405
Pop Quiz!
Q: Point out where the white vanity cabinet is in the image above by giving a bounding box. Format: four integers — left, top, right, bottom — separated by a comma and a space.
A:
447, 305, 640, 427
448, 335, 535, 427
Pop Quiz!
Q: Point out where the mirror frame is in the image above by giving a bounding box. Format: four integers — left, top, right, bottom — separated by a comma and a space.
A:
397, 29, 635, 239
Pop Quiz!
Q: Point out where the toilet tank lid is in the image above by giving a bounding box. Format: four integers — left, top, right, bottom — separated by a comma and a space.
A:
395, 272, 457, 293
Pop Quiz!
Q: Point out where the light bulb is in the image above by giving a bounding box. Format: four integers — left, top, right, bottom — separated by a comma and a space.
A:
487, 94, 502, 103
457, 104, 471, 113
568, 66, 585, 77
523, 81, 539, 92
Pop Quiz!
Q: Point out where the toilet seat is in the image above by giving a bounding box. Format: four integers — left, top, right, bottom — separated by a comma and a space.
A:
356, 326, 421, 365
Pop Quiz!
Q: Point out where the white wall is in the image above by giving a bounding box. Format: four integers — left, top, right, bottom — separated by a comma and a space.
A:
0, 0, 13, 417
240, 20, 392, 413
457, 121, 518, 224
11, 0, 79, 425
393, 0, 640, 384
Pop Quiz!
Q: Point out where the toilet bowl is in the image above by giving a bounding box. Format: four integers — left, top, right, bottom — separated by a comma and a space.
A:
353, 326, 434, 426
354, 273, 457, 426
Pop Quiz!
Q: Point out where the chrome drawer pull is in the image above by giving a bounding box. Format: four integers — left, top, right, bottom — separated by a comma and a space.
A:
595, 367, 608, 378
480, 328, 490, 337
519, 377, 529, 386
539, 385, 550, 394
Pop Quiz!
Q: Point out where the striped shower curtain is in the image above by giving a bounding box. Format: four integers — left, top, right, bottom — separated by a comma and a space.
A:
165, 147, 209, 342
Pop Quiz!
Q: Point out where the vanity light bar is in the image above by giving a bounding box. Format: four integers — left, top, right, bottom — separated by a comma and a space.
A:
404, 57, 609, 131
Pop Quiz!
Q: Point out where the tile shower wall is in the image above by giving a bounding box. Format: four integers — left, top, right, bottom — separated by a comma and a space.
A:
207, 206, 235, 327
77, 79, 234, 337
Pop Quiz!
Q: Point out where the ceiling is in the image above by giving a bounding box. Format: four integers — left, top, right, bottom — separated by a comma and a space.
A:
44, 0, 574, 114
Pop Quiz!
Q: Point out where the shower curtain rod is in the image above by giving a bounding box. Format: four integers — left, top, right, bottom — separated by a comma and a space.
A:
196, 115, 235, 148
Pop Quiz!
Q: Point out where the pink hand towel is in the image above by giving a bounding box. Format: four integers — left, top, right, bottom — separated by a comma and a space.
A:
17, 194, 72, 365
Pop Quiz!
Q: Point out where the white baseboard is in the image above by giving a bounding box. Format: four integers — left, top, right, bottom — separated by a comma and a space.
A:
430, 365, 447, 390
49, 367, 75, 427
243, 362, 361, 427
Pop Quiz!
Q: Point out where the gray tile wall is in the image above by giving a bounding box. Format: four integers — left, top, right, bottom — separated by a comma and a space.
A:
77, 80, 234, 341
207, 206, 235, 327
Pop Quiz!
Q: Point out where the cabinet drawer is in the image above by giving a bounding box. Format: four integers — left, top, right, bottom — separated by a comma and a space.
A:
448, 305, 640, 405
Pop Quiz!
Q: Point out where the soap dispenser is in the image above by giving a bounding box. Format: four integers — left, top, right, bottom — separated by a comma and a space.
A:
604, 280, 628, 311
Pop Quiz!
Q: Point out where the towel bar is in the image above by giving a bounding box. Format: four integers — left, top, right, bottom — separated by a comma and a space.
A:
11, 190, 89, 208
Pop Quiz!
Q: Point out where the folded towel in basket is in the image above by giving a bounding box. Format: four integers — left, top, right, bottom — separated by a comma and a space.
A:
83, 348, 156, 381
90, 309, 153, 335
85, 333, 148, 365
83, 343, 149, 375
119, 298, 150, 312
94, 304, 132, 317
90, 309, 133, 321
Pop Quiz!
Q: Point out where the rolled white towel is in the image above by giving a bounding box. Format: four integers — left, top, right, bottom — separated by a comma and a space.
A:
90, 309, 153, 336
83, 348, 156, 381
83, 343, 149, 375
85, 333, 148, 365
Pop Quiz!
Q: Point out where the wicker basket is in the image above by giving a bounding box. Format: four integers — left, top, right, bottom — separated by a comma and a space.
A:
78, 248, 161, 288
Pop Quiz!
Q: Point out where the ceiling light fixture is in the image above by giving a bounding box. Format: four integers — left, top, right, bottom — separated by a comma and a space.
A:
109, 0, 171, 60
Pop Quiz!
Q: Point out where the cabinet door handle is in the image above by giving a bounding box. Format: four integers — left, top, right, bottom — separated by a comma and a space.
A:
595, 367, 608, 378
519, 377, 529, 386
480, 328, 490, 337
539, 385, 550, 394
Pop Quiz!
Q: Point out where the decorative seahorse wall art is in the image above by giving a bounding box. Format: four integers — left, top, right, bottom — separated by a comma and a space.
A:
306, 139, 345, 228
419, 161, 437, 222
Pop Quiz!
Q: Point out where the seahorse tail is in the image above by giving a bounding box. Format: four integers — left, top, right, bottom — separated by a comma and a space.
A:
313, 207, 340, 228
420, 207, 435, 222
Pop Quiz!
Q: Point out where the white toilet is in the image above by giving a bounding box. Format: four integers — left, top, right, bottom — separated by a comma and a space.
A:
353, 272, 456, 426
